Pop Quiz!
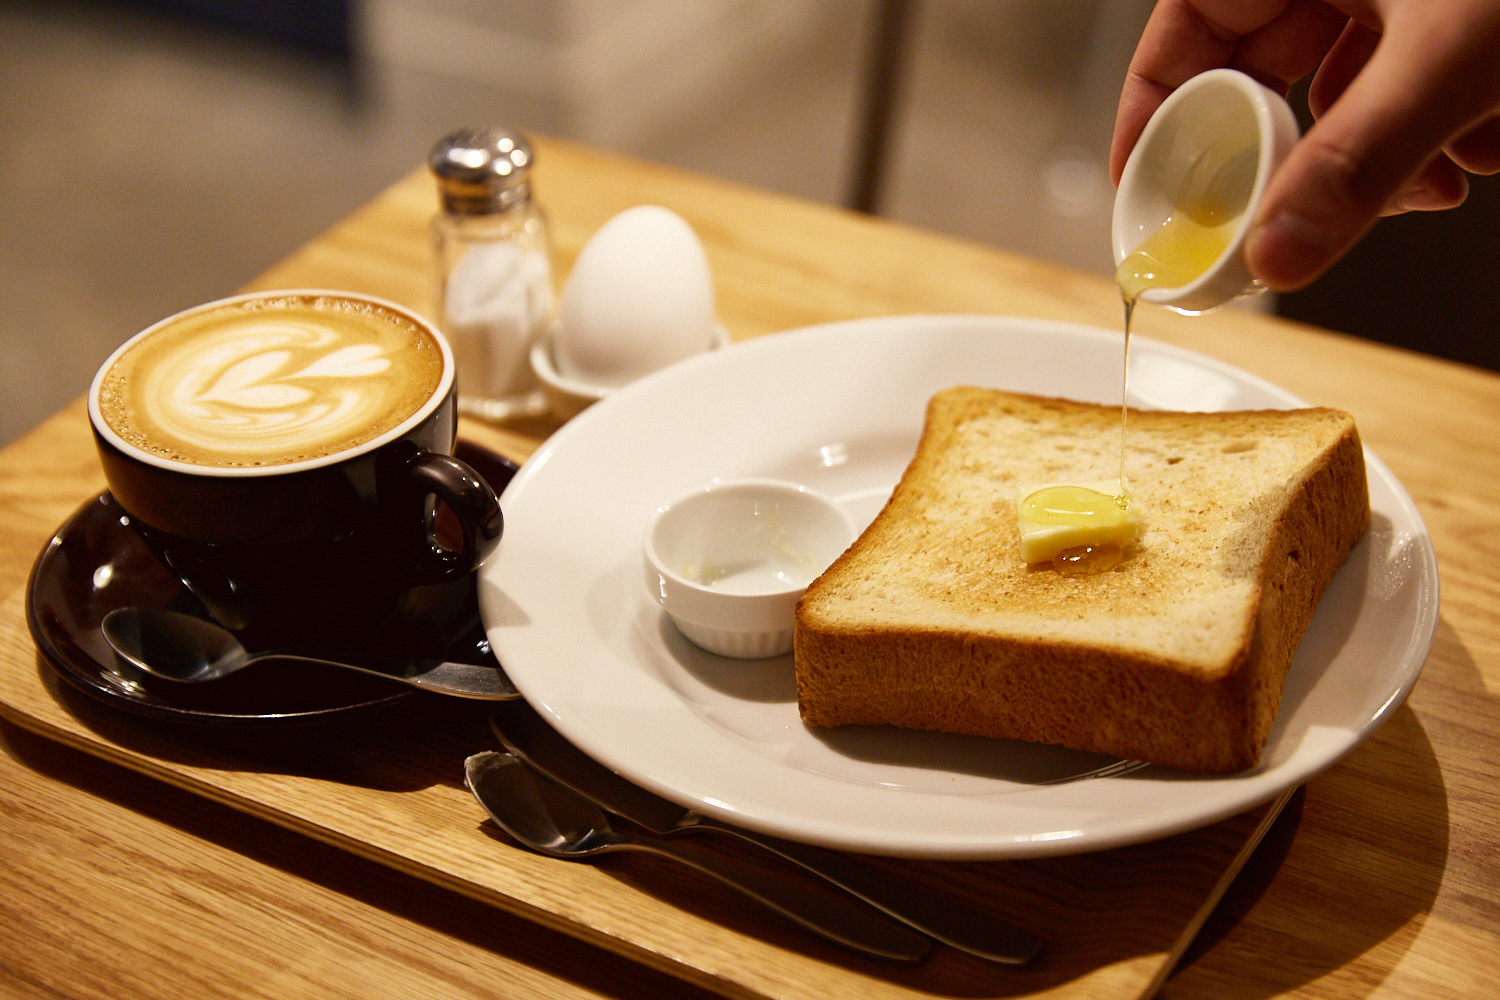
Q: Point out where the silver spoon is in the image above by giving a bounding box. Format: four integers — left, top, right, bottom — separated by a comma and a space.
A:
488, 700, 1041, 964
463, 750, 931, 962
102, 607, 520, 700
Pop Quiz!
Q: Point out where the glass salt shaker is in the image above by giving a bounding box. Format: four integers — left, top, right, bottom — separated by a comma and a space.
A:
429, 127, 553, 420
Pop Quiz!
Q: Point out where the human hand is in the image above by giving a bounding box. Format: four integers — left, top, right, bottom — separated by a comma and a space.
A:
1110, 0, 1500, 292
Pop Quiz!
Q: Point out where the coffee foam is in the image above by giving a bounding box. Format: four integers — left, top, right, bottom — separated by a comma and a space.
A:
96, 294, 445, 468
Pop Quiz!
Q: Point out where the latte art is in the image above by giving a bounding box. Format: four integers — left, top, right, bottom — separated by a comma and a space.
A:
96, 295, 445, 468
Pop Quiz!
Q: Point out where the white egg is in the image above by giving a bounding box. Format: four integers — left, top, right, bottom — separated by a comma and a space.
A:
555, 205, 715, 388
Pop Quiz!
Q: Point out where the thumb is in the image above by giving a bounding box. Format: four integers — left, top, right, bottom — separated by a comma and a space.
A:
1246, 12, 1500, 291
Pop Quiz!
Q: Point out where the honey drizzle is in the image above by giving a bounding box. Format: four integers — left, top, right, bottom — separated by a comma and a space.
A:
1120, 295, 1134, 499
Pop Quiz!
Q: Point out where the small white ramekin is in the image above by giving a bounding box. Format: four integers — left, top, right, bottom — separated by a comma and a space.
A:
643, 479, 856, 658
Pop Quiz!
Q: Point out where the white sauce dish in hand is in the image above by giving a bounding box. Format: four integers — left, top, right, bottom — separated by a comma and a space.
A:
643, 480, 857, 659
1113, 68, 1300, 314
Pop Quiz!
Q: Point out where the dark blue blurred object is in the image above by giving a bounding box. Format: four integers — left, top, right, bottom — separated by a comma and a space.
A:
125, 0, 352, 59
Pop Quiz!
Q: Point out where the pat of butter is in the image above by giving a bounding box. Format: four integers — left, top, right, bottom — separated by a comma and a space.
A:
1016, 480, 1141, 565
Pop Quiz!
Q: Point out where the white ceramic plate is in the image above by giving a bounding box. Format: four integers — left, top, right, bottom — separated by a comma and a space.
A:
480, 316, 1437, 860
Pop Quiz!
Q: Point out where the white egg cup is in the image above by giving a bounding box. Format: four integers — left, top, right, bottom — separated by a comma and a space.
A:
643, 479, 857, 659
530, 320, 732, 420
1112, 68, 1300, 314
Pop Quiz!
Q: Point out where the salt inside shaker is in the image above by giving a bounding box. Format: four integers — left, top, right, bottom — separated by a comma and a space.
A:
429, 127, 553, 420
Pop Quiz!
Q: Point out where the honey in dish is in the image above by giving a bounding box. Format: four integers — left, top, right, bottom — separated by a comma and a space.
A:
1114, 201, 1239, 304
1020, 187, 1241, 575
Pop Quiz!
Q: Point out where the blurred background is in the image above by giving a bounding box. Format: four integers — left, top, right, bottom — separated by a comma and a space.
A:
2, 0, 1495, 446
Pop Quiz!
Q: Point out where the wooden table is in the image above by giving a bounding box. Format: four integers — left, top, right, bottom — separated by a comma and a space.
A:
2, 136, 1496, 999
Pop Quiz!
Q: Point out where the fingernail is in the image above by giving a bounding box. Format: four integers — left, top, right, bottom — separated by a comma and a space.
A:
1246, 209, 1334, 291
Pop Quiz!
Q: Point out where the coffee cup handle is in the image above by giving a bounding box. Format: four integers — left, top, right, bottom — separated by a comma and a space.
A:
400, 451, 504, 583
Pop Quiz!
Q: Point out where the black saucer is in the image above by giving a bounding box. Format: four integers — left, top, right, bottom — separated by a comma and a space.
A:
24, 442, 520, 727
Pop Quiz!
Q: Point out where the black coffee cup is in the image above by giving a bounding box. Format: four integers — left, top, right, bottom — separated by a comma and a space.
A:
88, 290, 502, 637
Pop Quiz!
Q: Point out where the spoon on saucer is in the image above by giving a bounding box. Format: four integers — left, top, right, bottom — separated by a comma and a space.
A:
102, 607, 521, 701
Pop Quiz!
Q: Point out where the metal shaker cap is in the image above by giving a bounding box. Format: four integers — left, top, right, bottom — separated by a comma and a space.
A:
429, 127, 534, 214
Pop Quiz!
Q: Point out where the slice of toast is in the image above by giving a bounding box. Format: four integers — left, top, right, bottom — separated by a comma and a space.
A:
794, 387, 1370, 773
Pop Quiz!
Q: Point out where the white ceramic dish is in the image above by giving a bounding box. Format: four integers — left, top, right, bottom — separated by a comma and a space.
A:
480, 315, 1438, 860
1113, 68, 1300, 313
643, 479, 856, 659
531, 320, 732, 420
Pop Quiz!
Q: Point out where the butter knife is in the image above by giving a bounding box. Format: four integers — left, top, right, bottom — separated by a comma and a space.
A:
488, 700, 1042, 965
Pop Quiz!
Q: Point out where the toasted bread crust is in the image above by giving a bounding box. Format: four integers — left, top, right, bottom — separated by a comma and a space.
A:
794, 388, 1369, 773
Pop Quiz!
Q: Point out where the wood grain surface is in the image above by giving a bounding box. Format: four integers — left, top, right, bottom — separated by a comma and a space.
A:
2, 135, 1497, 999
0, 576, 1290, 1000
